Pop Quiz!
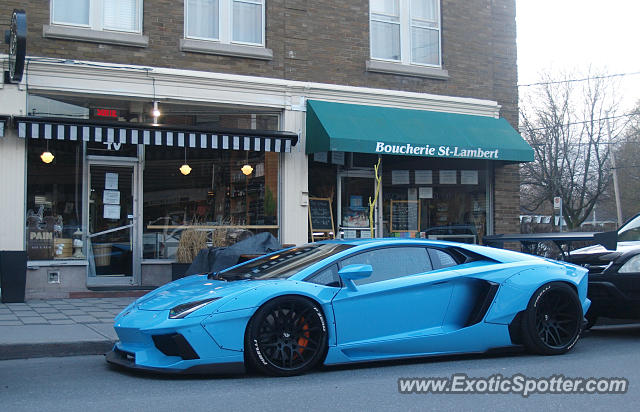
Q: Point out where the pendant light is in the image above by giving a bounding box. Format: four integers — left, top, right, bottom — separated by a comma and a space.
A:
180, 145, 191, 175
40, 140, 54, 163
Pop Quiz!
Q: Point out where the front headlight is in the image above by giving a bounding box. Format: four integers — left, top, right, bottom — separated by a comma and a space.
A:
619, 255, 640, 273
169, 297, 220, 319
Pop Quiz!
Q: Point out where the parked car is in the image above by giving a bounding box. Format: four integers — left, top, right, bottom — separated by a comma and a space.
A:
565, 213, 640, 327
106, 239, 589, 376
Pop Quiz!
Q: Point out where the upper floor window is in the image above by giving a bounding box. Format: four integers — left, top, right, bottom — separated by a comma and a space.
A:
370, 0, 441, 66
186, 0, 265, 46
51, 0, 142, 33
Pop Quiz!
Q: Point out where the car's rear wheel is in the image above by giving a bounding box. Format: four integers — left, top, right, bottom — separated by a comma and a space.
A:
520, 282, 582, 355
244, 296, 328, 376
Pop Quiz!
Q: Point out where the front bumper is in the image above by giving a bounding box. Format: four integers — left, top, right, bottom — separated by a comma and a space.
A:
105, 347, 245, 374
107, 306, 246, 374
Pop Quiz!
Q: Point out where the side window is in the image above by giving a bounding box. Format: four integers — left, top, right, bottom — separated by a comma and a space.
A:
340, 247, 432, 285
307, 264, 341, 288
428, 248, 458, 269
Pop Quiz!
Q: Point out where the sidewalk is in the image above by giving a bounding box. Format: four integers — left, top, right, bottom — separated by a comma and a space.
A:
0, 297, 135, 360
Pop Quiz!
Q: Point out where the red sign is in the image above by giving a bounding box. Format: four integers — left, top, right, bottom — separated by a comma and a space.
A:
96, 109, 118, 118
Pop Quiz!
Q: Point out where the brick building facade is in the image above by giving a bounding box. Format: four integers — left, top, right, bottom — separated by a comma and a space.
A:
0, 0, 530, 298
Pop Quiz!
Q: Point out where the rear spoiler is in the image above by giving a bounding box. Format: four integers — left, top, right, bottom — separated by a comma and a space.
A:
483, 231, 618, 258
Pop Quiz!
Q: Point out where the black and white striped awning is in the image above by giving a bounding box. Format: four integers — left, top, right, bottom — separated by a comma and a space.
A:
14, 116, 298, 152
0, 116, 8, 138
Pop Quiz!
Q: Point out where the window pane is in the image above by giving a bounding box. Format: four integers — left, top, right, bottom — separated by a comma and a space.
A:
428, 248, 457, 269
341, 247, 431, 285
411, 0, 438, 22
26, 141, 84, 261
233, 1, 262, 44
52, 0, 90, 26
103, 0, 139, 32
371, 21, 400, 60
412, 26, 439, 65
308, 264, 341, 287
187, 0, 219, 39
371, 0, 399, 16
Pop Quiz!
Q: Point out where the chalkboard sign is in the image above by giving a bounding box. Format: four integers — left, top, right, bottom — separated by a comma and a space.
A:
390, 200, 420, 232
309, 198, 334, 240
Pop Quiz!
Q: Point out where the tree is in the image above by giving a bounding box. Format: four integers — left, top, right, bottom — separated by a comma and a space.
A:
612, 102, 640, 221
519, 70, 624, 229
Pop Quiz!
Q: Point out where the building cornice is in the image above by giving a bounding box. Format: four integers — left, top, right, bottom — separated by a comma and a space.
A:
0, 55, 501, 118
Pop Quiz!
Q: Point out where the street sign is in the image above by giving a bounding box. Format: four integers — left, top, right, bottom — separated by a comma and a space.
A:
553, 197, 562, 210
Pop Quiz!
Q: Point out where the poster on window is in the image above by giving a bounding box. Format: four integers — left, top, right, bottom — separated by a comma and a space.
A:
314, 152, 328, 163
439, 170, 457, 184
103, 190, 120, 205
461, 170, 479, 185
419, 187, 433, 199
331, 151, 345, 165
414, 170, 433, 185
104, 204, 121, 220
105, 173, 119, 190
392, 170, 410, 185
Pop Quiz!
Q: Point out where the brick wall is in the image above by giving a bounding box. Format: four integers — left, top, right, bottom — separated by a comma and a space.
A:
1, 0, 521, 234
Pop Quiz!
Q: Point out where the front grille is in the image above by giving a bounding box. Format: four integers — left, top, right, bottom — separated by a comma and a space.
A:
152, 333, 199, 360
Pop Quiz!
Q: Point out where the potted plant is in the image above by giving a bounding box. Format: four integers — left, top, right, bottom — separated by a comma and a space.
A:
171, 227, 208, 280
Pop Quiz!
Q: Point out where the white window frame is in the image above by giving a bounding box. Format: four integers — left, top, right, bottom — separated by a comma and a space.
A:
370, 0, 442, 67
185, 0, 265, 47
50, 0, 143, 34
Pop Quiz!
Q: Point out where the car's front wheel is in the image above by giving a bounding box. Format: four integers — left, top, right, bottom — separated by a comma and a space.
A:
244, 295, 328, 376
520, 282, 582, 355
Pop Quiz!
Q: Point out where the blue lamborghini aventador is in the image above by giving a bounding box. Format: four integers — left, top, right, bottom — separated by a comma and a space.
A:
106, 239, 590, 376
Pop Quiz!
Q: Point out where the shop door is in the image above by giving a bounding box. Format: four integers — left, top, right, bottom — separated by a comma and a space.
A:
337, 170, 381, 238
86, 162, 139, 286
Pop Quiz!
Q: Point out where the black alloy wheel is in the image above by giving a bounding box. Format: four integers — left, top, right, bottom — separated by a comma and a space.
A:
521, 282, 583, 355
245, 296, 328, 376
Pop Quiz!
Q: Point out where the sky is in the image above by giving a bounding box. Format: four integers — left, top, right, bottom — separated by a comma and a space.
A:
516, 0, 640, 112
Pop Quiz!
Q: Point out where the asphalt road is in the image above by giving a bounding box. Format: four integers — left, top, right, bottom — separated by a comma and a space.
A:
1, 325, 639, 412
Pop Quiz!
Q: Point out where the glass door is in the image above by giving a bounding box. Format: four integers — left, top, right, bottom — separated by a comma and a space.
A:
86, 162, 138, 286
337, 170, 381, 239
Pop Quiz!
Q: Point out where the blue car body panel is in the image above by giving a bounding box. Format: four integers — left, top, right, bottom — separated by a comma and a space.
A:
108, 239, 590, 373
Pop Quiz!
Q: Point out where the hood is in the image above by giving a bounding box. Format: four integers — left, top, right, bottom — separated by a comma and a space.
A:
571, 242, 640, 256
135, 276, 262, 311
569, 242, 640, 264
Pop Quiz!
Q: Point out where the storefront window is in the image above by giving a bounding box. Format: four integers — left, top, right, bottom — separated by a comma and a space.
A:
308, 153, 489, 244
26, 140, 84, 260
381, 156, 488, 243
143, 146, 279, 259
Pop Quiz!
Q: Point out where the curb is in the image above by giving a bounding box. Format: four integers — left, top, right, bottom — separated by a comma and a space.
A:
0, 340, 115, 361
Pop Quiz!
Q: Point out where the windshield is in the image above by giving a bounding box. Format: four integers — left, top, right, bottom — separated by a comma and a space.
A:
216, 243, 353, 281
618, 215, 640, 242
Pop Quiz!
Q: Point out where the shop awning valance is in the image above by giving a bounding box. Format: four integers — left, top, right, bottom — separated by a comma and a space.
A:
15, 116, 298, 153
0, 116, 8, 138
306, 100, 534, 162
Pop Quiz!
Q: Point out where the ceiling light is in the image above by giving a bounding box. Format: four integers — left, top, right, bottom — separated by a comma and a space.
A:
152, 101, 161, 118
180, 164, 192, 175
241, 164, 253, 176
40, 151, 54, 163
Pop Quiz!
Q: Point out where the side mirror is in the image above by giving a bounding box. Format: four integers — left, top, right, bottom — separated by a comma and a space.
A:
338, 264, 372, 291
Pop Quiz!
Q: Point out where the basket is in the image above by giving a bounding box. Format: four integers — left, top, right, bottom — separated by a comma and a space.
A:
93, 243, 112, 266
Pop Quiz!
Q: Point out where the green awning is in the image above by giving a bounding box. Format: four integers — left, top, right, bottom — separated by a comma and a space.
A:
306, 100, 534, 162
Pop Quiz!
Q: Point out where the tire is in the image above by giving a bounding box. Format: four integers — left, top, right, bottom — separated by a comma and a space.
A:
520, 282, 582, 355
244, 295, 328, 376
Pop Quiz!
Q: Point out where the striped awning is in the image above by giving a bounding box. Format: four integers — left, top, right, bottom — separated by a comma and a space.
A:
15, 116, 298, 152
0, 116, 8, 138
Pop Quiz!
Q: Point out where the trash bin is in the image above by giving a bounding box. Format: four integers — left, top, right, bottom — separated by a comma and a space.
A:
0, 250, 28, 303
